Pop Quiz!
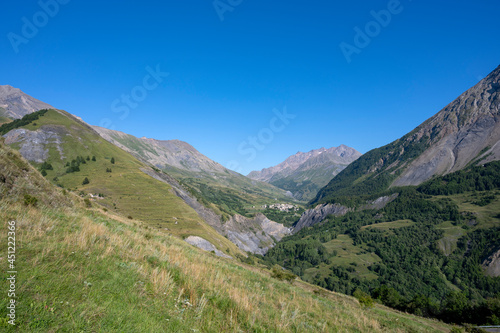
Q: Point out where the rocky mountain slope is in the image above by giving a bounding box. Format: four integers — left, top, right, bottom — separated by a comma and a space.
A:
94, 126, 228, 174
93, 126, 293, 216
0, 85, 53, 120
0, 88, 292, 254
248, 145, 361, 200
314, 64, 500, 205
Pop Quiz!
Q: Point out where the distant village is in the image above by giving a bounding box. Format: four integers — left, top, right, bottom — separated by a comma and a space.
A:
262, 203, 299, 212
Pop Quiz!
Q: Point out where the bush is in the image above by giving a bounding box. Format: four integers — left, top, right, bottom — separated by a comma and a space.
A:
92, 156, 96, 161
82, 177, 90, 185
271, 265, 296, 283
128, 215, 133, 219
24, 194, 38, 206
111, 157, 115, 164
353, 289, 374, 308
41, 170, 47, 177
84, 198, 92, 208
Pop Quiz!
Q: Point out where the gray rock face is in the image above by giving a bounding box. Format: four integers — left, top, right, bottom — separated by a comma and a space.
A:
223, 214, 292, 255
482, 248, 500, 277
293, 203, 351, 233
362, 193, 399, 210
94, 126, 229, 174
0, 85, 53, 119
3, 127, 65, 163
141, 167, 291, 255
293, 194, 398, 233
184, 236, 232, 259
392, 65, 500, 187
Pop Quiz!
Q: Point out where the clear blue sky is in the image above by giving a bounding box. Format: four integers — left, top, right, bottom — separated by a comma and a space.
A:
1, 1, 499, 175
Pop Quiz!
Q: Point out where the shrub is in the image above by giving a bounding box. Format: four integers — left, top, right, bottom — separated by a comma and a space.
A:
82, 177, 90, 185
84, 198, 92, 208
127, 215, 133, 219
353, 289, 374, 308
111, 157, 115, 164
92, 156, 96, 161
271, 265, 296, 283
41, 170, 47, 177
24, 194, 38, 206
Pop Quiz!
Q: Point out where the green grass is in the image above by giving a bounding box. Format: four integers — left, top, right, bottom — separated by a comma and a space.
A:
0, 116, 11, 125
361, 220, 415, 232
430, 191, 500, 256
314, 234, 381, 281
436, 221, 466, 256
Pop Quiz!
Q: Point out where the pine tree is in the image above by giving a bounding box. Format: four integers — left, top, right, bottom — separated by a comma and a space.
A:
82, 177, 90, 185
111, 157, 115, 164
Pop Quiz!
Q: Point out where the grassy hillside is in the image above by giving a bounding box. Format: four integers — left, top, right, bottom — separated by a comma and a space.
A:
0, 138, 453, 332
3, 109, 243, 257
95, 128, 298, 218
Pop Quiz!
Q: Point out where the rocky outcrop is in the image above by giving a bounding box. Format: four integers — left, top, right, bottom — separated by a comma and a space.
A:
184, 236, 232, 259
3, 127, 65, 163
293, 193, 399, 233
223, 214, 291, 255
293, 203, 351, 233
362, 193, 399, 210
482, 248, 500, 277
141, 167, 291, 255
0, 85, 53, 119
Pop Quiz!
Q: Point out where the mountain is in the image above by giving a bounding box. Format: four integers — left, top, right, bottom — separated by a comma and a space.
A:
93, 126, 294, 217
0, 108, 247, 255
95, 126, 228, 174
248, 145, 361, 200
0, 137, 452, 332
313, 64, 500, 205
0, 85, 53, 122
0, 88, 293, 255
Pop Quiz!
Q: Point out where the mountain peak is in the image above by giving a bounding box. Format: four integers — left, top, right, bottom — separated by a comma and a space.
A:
248, 145, 361, 200
313, 64, 500, 204
0, 85, 54, 119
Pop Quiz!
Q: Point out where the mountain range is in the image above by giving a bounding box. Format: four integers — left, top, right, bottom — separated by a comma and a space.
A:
0, 92, 292, 256
248, 145, 361, 200
1, 63, 500, 328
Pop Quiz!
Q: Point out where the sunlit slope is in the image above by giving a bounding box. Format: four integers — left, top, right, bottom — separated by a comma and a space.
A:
2, 109, 242, 256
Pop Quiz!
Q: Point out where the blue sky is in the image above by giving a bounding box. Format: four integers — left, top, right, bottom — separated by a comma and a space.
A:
1, 0, 500, 175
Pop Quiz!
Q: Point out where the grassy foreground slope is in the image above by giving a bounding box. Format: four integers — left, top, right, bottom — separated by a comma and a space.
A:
0, 137, 453, 331
2, 109, 243, 257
